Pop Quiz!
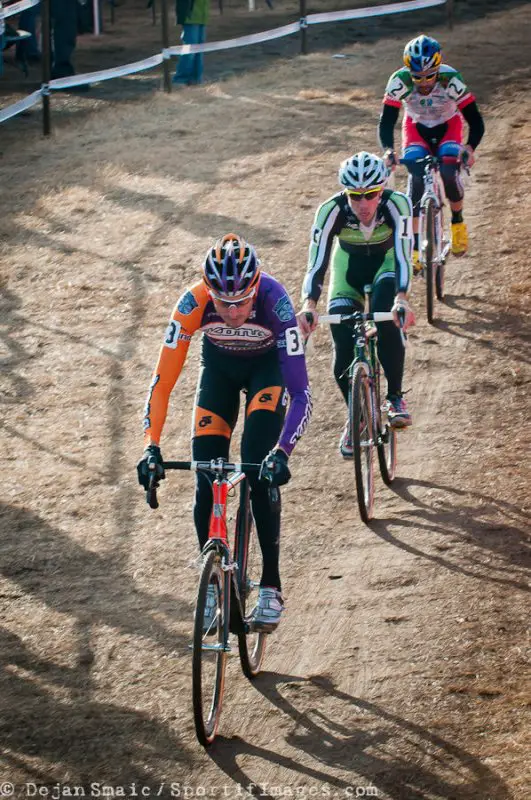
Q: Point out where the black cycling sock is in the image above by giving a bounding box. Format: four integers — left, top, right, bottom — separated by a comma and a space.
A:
413, 233, 419, 250
452, 210, 463, 224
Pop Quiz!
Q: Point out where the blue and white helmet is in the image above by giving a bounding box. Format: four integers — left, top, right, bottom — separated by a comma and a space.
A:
403, 35, 442, 75
202, 234, 261, 299
338, 152, 388, 190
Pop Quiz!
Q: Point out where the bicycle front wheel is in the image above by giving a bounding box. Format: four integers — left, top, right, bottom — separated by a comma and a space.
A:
192, 549, 227, 747
423, 199, 436, 324
375, 363, 397, 485
235, 484, 267, 678
435, 205, 446, 301
350, 362, 375, 523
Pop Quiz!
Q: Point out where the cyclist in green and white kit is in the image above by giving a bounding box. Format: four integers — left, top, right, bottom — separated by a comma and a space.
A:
298, 152, 415, 458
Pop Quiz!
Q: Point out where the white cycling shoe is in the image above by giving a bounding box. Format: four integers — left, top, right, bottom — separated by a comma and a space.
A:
250, 587, 284, 633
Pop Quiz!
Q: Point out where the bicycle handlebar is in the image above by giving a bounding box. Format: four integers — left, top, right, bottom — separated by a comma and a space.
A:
162, 460, 261, 473
145, 459, 262, 510
319, 311, 394, 325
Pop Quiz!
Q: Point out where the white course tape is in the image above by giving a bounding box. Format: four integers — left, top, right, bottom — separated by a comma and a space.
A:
0, 89, 41, 123
307, 0, 446, 26
1, 0, 449, 123
50, 53, 164, 90
165, 21, 301, 56
4, 0, 40, 19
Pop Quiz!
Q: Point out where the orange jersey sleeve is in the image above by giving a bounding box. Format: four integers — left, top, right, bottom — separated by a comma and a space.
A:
143, 282, 209, 445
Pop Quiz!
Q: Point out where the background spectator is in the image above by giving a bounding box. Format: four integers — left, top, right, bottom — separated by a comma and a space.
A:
16, 3, 41, 64
51, 0, 79, 80
173, 0, 210, 86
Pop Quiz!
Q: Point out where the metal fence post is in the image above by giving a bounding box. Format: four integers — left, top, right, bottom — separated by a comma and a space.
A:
42, 0, 51, 136
160, 0, 172, 93
447, 0, 454, 30
300, 0, 307, 55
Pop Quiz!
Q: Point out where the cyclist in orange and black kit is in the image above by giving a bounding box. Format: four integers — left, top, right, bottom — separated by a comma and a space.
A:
137, 235, 312, 632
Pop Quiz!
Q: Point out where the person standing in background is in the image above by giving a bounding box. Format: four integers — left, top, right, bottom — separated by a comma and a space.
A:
173, 0, 210, 86
16, 3, 42, 64
50, 0, 79, 80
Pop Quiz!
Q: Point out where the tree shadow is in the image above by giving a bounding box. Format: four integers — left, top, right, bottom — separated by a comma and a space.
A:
433, 294, 531, 366
209, 671, 511, 799
366, 477, 530, 592
1, 502, 193, 653
0, 287, 34, 404
0, 626, 190, 784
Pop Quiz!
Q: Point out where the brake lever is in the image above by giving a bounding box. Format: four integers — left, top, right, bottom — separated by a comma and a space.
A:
397, 307, 408, 348
146, 464, 159, 509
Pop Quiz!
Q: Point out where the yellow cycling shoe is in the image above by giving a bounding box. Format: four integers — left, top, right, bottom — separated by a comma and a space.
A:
451, 222, 468, 256
412, 249, 422, 274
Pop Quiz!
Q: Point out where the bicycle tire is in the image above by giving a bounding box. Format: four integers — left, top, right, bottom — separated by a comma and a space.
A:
235, 484, 266, 678
351, 362, 375, 523
192, 549, 227, 747
424, 199, 436, 324
375, 361, 397, 485
435, 203, 446, 301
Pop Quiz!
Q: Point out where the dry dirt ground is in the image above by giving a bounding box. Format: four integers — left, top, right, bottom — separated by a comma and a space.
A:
0, 1, 530, 798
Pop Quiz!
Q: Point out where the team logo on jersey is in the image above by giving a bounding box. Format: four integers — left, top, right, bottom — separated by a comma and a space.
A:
273, 294, 294, 322
177, 291, 198, 315
203, 323, 271, 341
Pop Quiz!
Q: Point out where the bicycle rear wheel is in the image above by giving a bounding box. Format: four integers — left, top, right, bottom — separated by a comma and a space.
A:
375, 362, 397, 485
350, 362, 375, 523
192, 548, 227, 747
423, 199, 436, 324
235, 483, 266, 678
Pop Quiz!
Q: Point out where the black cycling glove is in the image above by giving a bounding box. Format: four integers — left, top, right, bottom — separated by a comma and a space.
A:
259, 449, 291, 487
136, 444, 165, 490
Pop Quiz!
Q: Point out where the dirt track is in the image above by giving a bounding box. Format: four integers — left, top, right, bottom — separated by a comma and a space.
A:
0, 1, 529, 798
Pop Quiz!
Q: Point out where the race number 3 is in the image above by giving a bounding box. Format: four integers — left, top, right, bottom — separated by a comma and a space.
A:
285, 326, 304, 356
164, 319, 181, 349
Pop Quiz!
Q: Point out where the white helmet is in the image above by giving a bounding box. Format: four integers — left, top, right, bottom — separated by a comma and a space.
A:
338, 152, 388, 190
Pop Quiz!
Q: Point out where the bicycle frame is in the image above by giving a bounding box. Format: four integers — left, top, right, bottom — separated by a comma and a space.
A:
319, 307, 397, 521
153, 458, 258, 641
202, 466, 251, 644
418, 156, 451, 268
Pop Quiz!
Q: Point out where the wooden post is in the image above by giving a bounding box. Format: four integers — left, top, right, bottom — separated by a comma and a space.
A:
42, 0, 51, 136
160, 0, 172, 93
300, 0, 307, 55
447, 0, 454, 30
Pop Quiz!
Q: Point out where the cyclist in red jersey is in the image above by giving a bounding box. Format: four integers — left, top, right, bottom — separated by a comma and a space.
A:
379, 35, 485, 267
